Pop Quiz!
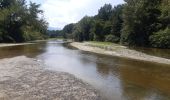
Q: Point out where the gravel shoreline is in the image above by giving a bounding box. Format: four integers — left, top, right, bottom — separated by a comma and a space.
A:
70, 42, 170, 65
0, 56, 100, 100
0, 43, 34, 47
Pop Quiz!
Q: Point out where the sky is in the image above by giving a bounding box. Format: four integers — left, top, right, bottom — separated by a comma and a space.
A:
27, 0, 124, 29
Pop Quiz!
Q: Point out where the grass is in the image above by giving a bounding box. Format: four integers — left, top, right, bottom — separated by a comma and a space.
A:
84, 41, 125, 51
87, 41, 120, 46
88, 41, 113, 45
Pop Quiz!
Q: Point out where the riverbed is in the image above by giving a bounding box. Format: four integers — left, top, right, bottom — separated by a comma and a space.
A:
0, 40, 170, 100
0, 56, 100, 100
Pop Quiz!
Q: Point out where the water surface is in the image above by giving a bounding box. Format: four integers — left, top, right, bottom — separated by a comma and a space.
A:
0, 40, 170, 100
129, 46, 170, 59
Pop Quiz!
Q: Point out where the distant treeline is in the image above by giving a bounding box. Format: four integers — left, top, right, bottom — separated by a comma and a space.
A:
50, 0, 170, 48
47, 30, 63, 38
0, 0, 48, 43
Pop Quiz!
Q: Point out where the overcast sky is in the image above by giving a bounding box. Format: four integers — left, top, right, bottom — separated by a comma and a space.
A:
27, 0, 124, 29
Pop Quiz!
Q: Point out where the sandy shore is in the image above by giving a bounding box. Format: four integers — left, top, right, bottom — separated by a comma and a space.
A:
0, 43, 34, 47
0, 56, 100, 100
70, 42, 170, 65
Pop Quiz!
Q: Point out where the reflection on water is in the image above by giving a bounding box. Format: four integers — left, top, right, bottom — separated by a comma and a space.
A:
0, 42, 47, 59
129, 47, 170, 59
0, 40, 170, 100
119, 60, 170, 100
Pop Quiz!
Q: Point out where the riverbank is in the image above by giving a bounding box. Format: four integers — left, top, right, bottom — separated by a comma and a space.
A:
0, 43, 34, 47
0, 39, 73, 48
70, 42, 170, 65
0, 56, 100, 100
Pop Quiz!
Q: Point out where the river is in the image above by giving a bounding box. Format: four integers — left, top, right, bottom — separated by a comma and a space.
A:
0, 40, 170, 100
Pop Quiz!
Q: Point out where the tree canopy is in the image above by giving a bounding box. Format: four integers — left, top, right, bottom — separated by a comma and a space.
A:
0, 0, 48, 43
61, 0, 170, 48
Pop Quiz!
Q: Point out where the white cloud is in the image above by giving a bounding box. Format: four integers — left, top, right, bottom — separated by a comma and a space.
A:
40, 0, 124, 29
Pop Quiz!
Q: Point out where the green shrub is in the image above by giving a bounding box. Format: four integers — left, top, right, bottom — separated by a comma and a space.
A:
149, 27, 170, 48
105, 34, 120, 43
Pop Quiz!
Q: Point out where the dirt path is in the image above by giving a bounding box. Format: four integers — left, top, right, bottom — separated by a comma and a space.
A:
0, 56, 100, 100
70, 42, 170, 65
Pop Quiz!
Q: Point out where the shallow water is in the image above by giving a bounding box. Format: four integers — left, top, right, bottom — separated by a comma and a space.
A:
129, 46, 170, 59
0, 40, 170, 100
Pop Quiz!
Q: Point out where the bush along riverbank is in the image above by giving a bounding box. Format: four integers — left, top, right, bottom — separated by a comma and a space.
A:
70, 42, 170, 65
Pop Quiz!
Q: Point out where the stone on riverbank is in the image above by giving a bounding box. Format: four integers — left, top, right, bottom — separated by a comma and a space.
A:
0, 56, 100, 100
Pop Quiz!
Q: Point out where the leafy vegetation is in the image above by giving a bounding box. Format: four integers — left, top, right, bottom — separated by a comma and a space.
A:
0, 0, 48, 43
59, 0, 169, 48
47, 30, 63, 38
150, 27, 170, 48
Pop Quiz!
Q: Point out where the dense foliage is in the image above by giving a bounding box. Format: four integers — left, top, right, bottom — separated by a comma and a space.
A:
47, 30, 63, 38
0, 0, 48, 43
60, 0, 169, 48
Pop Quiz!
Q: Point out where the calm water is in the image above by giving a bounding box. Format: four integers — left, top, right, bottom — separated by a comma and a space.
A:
129, 47, 170, 59
0, 40, 170, 100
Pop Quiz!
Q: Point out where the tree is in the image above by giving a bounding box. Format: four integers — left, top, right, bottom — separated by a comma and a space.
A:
0, 0, 27, 42
150, 27, 170, 48
93, 20, 105, 41
0, 0, 48, 42
61, 2, 169, 48
149, 0, 170, 48
47, 30, 63, 38
62, 23, 74, 39
72, 24, 83, 42
97, 4, 113, 21
121, 0, 161, 46
78, 16, 93, 41
63, 16, 94, 41
110, 5, 124, 42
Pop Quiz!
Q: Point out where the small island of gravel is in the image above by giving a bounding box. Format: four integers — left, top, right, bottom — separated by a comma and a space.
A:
0, 56, 100, 100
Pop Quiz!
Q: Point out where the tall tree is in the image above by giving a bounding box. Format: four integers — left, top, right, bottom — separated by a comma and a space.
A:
121, 0, 161, 46
97, 4, 113, 21
62, 23, 74, 39
110, 5, 124, 41
149, 0, 170, 48
0, 0, 48, 42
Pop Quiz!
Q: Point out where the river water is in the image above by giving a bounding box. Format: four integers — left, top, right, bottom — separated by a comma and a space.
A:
0, 40, 170, 100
